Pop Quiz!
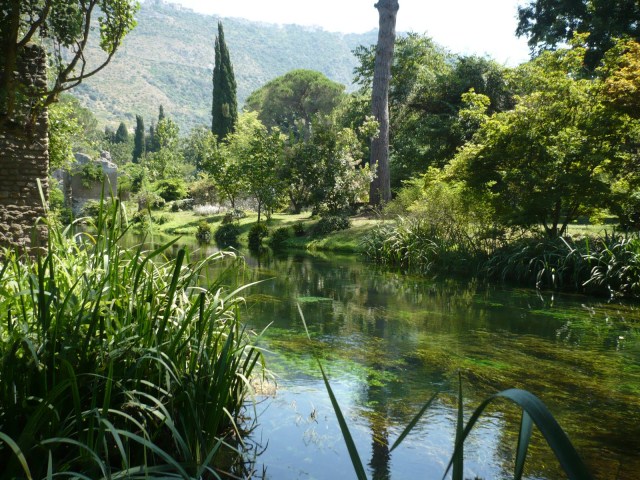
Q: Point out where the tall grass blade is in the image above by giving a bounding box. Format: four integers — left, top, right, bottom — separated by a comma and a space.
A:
442, 388, 593, 480
389, 391, 438, 452
514, 411, 533, 480
452, 371, 464, 480
0, 432, 33, 480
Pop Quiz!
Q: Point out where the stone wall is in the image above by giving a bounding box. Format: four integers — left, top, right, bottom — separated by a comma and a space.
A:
0, 44, 49, 252
62, 152, 119, 215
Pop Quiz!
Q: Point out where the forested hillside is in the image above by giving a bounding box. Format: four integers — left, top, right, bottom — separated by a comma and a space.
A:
71, 0, 377, 132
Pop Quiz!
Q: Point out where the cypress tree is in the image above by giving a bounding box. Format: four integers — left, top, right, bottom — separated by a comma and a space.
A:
133, 115, 145, 163
211, 21, 237, 141
115, 121, 129, 144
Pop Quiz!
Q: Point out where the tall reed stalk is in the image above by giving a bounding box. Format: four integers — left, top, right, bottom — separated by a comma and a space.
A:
0, 198, 264, 479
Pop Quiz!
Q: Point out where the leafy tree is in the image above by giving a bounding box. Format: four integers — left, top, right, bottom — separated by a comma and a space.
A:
369, 0, 399, 205
600, 38, 640, 115
245, 69, 345, 136
183, 126, 218, 172
516, 0, 640, 69
146, 116, 186, 180
448, 43, 637, 237
147, 123, 158, 152
48, 94, 101, 172
226, 112, 284, 221
133, 114, 145, 163
279, 114, 376, 214
48, 101, 82, 172
355, 34, 514, 187
114, 121, 129, 144
211, 21, 237, 141
0, 0, 138, 124
599, 39, 640, 228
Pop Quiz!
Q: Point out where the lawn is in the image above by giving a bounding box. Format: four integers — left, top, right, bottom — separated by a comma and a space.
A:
142, 204, 384, 254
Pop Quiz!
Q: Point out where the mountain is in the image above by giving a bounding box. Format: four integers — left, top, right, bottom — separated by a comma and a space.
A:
72, 0, 378, 133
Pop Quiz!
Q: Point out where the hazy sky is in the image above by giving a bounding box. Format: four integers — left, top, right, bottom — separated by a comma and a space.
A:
167, 0, 532, 66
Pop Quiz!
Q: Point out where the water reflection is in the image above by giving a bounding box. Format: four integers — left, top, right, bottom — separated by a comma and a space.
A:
223, 248, 639, 480
121, 234, 640, 479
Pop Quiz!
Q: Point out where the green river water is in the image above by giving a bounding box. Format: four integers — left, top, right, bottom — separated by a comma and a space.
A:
176, 239, 640, 479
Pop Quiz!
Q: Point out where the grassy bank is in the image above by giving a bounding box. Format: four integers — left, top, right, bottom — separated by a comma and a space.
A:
140, 204, 381, 254
131, 202, 640, 298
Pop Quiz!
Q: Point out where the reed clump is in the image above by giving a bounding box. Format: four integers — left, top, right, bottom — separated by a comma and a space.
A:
0, 199, 264, 479
363, 218, 640, 298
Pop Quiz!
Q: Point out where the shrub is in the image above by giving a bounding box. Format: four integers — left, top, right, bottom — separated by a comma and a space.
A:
196, 220, 212, 242
79, 160, 105, 188
189, 174, 217, 204
312, 215, 351, 236
292, 222, 306, 237
215, 222, 240, 247
222, 209, 246, 224
154, 178, 188, 202
154, 213, 169, 225
131, 210, 152, 231
248, 222, 269, 251
135, 189, 165, 210
269, 226, 290, 249
119, 162, 146, 197
170, 197, 195, 212
81, 198, 116, 218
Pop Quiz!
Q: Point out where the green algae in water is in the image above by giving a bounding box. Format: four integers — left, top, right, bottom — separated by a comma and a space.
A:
296, 296, 333, 303
213, 247, 640, 480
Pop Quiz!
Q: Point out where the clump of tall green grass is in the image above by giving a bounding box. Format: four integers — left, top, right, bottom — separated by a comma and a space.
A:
485, 233, 640, 297
364, 216, 640, 298
0, 199, 264, 479
360, 216, 488, 276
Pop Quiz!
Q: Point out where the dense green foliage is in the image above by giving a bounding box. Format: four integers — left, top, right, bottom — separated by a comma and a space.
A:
133, 114, 145, 163
114, 121, 129, 143
516, 0, 640, 68
0, 0, 137, 121
354, 34, 514, 188
211, 22, 238, 141
0, 201, 263, 478
214, 222, 241, 247
245, 69, 345, 135
248, 222, 269, 251
448, 40, 639, 237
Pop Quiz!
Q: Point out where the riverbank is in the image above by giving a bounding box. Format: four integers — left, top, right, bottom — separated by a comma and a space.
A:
143, 206, 382, 254
133, 203, 640, 299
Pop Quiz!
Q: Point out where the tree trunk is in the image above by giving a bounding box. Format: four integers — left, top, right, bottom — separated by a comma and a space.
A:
369, 0, 399, 206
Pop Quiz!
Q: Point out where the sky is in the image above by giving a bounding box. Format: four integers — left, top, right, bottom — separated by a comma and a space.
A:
168, 0, 532, 66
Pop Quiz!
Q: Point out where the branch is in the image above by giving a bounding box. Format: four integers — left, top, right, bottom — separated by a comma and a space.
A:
17, 0, 53, 47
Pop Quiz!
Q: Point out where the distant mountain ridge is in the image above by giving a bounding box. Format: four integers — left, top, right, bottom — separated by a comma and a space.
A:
72, 0, 378, 133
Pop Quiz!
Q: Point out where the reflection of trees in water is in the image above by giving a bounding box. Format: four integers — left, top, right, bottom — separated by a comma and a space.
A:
227, 249, 640, 480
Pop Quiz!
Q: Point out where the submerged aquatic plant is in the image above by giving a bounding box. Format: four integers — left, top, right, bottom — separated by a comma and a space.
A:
298, 305, 593, 480
0, 198, 265, 478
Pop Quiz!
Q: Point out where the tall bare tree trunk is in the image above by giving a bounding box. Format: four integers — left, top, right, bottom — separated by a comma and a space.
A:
369, 0, 399, 206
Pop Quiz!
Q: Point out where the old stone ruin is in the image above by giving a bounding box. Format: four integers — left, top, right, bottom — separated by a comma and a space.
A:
53, 152, 119, 216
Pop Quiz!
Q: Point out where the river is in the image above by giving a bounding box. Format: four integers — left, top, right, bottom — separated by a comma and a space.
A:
156, 237, 640, 479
